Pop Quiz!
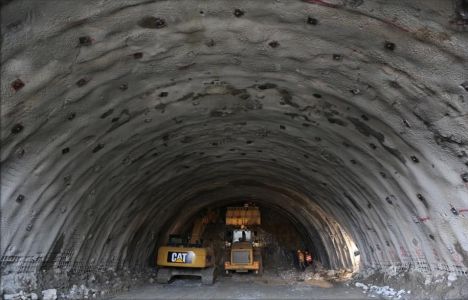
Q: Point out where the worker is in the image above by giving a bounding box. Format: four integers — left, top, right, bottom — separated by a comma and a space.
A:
297, 250, 306, 271
305, 251, 313, 266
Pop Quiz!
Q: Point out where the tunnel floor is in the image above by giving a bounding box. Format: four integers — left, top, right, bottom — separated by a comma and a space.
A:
108, 272, 364, 300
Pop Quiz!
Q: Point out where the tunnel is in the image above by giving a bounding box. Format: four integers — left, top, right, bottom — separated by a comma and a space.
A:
1, 0, 468, 299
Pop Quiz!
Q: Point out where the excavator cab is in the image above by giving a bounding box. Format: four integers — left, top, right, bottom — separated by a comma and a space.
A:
233, 229, 252, 242
167, 234, 202, 247
167, 234, 188, 246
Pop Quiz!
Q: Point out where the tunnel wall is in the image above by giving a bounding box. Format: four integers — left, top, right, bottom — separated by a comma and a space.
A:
1, 0, 468, 293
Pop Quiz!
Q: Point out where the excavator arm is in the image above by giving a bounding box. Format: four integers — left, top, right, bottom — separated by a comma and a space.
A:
189, 210, 218, 245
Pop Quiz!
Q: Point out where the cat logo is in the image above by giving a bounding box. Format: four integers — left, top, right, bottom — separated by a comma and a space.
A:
167, 251, 194, 264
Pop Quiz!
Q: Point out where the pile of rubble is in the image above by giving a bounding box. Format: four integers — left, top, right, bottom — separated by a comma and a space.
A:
354, 282, 409, 299
3, 289, 59, 300
351, 268, 468, 299
2, 267, 158, 300
278, 262, 354, 284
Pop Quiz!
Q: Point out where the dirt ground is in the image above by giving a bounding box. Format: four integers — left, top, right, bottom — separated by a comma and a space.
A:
108, 271, 366, 300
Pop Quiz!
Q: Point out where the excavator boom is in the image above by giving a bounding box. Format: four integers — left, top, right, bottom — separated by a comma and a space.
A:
189, 210, 218, 244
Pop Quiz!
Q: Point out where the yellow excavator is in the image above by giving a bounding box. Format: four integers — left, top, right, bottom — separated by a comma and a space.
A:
156, 210, 217, 284
224, 204, 262, 274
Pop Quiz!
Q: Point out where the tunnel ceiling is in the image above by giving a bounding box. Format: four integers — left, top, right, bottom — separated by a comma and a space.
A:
1, 0, 468, 280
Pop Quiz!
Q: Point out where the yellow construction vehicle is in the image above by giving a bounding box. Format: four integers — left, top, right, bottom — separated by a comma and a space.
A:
224, 204, 262, 274
156, 210, 217, 284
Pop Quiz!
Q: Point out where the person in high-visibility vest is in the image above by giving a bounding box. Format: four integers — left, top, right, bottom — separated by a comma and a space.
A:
305, 251, 313, 266
297, 250, 306, 271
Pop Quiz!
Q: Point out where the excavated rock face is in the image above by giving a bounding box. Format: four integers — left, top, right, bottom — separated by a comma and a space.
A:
1, 0, 468, 293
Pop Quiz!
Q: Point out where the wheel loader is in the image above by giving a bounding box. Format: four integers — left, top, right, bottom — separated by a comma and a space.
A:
156, 210, 217, 284
224, 204, 262, 275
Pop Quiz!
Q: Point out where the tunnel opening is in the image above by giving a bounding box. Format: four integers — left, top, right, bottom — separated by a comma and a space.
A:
149, 199, 356, 275
154, 200, 320, 265
147, 198, 359, 287
134, 176, 362, 271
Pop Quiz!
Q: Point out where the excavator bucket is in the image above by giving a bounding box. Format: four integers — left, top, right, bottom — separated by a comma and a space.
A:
226, 206, 261, 226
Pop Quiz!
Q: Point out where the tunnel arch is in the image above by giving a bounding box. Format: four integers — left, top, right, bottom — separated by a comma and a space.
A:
1, 0, 468, 295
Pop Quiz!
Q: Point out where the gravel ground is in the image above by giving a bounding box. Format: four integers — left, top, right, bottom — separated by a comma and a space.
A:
108, 273, 367, 300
